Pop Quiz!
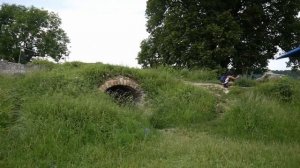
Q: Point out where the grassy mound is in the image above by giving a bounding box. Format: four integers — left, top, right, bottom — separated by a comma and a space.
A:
0, 62, 299, 167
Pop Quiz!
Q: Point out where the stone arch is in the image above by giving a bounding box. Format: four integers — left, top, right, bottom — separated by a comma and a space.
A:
99, 76, 144, 104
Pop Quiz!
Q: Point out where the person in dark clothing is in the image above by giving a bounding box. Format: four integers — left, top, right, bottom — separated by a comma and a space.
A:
220, 74, 239, 88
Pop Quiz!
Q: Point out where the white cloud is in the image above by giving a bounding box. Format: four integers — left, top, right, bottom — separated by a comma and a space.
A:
268, 58, 290, 70
58, 0, 148, 67
268, 47, 291, 70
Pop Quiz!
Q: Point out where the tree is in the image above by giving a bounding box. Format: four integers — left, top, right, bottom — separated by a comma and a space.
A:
0, 4, 70, 64
138, 0, 300, 73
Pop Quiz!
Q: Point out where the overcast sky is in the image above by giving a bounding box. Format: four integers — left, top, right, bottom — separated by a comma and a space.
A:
0, 0, 291, 70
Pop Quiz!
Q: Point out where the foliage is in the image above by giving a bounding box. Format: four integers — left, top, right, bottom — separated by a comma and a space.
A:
0, 4, 70, 64
138, 0, 300, 73
287, 56, 300, 70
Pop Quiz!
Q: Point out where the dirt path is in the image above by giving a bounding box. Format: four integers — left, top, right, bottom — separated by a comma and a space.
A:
183, 81, 229, 94
183, 81, 230, 114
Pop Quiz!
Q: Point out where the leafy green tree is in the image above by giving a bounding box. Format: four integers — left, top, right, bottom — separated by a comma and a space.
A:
0, 4, 70, 64
138, 0, 300, 73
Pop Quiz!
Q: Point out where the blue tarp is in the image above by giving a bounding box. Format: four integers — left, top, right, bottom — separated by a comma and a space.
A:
276, 47, 300, 59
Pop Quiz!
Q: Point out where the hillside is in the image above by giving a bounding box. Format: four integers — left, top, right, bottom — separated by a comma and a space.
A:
0, 62, 300, 167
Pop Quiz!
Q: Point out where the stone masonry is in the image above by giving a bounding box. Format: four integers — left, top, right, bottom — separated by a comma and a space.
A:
0, 60, 40, 74
99, 76, 144, 103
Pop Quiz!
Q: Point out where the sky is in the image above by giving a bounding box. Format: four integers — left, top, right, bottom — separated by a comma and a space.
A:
0, 0, 292, 70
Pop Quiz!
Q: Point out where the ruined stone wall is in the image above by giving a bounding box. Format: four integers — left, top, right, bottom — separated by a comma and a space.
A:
0, 60, 40, 74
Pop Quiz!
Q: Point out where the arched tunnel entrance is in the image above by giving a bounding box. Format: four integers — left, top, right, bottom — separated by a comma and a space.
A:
99, 76, 144, 104
106, 85, 141, 103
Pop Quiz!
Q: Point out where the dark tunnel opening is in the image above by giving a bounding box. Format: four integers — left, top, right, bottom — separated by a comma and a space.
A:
105, 85, 141, 104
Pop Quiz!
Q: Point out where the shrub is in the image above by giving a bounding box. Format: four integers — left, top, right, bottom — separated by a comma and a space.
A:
256, 79, 295, 102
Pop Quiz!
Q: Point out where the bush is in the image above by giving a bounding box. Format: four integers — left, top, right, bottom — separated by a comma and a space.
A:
256, 79, 295, 102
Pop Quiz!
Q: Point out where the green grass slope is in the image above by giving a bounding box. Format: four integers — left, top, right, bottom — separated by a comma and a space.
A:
0, 62, 299, 167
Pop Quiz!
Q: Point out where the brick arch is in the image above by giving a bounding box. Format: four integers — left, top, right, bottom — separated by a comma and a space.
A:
99, 76, 144, 103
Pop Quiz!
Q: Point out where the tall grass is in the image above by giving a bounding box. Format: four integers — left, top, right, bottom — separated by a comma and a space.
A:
235, 76, 257, 87
1, 62, 299, 167
255, 78, 298, 103
150, 84, 216, 128
218, 78, 300, 143
0, 88, 14, 128
154, 66, 219, 82
1, 92, 151, 167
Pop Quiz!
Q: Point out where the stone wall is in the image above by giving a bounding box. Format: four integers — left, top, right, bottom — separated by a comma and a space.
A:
0, 60, 40, 74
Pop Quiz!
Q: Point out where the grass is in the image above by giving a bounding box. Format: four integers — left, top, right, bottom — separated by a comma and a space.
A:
149, 85, 216, 128
0, 62, 299, 167
217, 92, 300, 143
121, 129, 299, 168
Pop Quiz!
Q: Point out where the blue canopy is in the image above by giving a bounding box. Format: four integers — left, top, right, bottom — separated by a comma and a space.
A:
276, 47, 300, 59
